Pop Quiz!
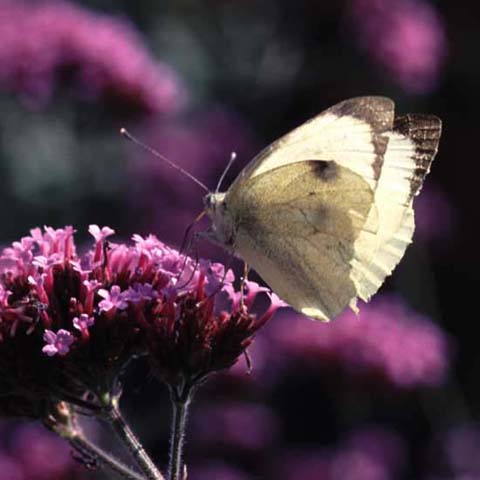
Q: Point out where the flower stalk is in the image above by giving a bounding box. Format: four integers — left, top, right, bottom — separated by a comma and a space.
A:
105, 398, 165, 480
69, 433, 145, 480
44, 402, 145, 480
168, 383, 194, 480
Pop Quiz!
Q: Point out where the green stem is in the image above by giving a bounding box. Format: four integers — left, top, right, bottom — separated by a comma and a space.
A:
45, 404, 144, 480
69, 433, 145, 480
168, 385, 193, 480
106, 401, 165, 480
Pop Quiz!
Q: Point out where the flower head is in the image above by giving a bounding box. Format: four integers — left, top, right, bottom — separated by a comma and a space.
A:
0, 225, 284, 418
144, 262, 284, 387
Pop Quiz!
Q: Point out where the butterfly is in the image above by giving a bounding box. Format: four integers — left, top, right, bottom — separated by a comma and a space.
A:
201, 97, 442, 321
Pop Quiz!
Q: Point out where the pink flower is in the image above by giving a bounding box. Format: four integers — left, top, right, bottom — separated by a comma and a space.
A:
72, 314, 94, 332
98, 285, 128, 312
88, 225, 115, 243
243, 280, 270, 308
123, 283, 158, 303
191, 402, 280, 452
42, 329, 74, 356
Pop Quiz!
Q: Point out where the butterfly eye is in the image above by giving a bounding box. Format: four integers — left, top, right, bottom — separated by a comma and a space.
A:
203, 193, 214, 210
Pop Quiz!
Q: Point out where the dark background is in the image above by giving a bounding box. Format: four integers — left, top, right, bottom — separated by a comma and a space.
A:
0, 1, 478, 479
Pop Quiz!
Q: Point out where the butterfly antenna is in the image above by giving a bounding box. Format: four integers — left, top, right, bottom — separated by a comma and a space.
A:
215, 151, 237, 193
120, 128, 210, 193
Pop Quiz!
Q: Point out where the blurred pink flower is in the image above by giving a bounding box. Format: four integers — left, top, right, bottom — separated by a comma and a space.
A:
11, 423, 77, 480
348, 0, 447, 93
443, 423, 480, 478
268, 295, 450, 388
414, 183, 456, 244
0, 421, 87, 480
0, 1, 185, 112
191, 462, 251, 480
270, 427, 405, 480
0, 454, 23, 480
191, 401, 281, 452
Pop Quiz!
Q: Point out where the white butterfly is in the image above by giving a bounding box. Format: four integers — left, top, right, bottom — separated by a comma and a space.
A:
202, 97, 441, 321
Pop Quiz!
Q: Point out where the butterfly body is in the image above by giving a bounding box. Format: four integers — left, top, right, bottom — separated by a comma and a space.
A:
204, 97, 441, 321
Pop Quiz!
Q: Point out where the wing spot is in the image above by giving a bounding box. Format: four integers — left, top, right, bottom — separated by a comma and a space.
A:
311, 161, 338, 181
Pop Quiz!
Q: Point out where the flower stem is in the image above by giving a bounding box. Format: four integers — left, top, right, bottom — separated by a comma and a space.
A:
69, 432, 145, 480
168, 385, 193, 480
106, 400, 165, 480
44, 403, 145, 480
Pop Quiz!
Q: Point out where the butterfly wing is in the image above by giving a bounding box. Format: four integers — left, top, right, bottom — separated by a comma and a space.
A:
222, 97, 441, 320
227, 160, 377, 320
228, 96, 395, 196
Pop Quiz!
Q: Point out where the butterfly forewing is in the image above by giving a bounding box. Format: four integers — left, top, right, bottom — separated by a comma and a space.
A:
228, 96, 395, 196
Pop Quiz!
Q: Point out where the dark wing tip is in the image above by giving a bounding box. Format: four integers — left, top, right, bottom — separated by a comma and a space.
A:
394, 113, 442, 197
330, 96, 395, 133
329, 97, 396, 181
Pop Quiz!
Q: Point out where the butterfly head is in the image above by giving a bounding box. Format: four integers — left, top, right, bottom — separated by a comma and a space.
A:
203, 192, 220, 212
203, 192, 235, 248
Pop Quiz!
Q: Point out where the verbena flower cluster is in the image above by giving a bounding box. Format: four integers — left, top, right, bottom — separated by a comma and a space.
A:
0, 225, 282, 418
0, 1, 184, 112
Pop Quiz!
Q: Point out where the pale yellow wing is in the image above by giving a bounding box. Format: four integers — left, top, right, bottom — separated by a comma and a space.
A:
227, 160, 378, 321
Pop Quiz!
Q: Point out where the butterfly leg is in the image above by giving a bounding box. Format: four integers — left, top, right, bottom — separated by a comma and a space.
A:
240, 262, 250, 309
179, 210, 206, 256
175, 232, 201, 289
